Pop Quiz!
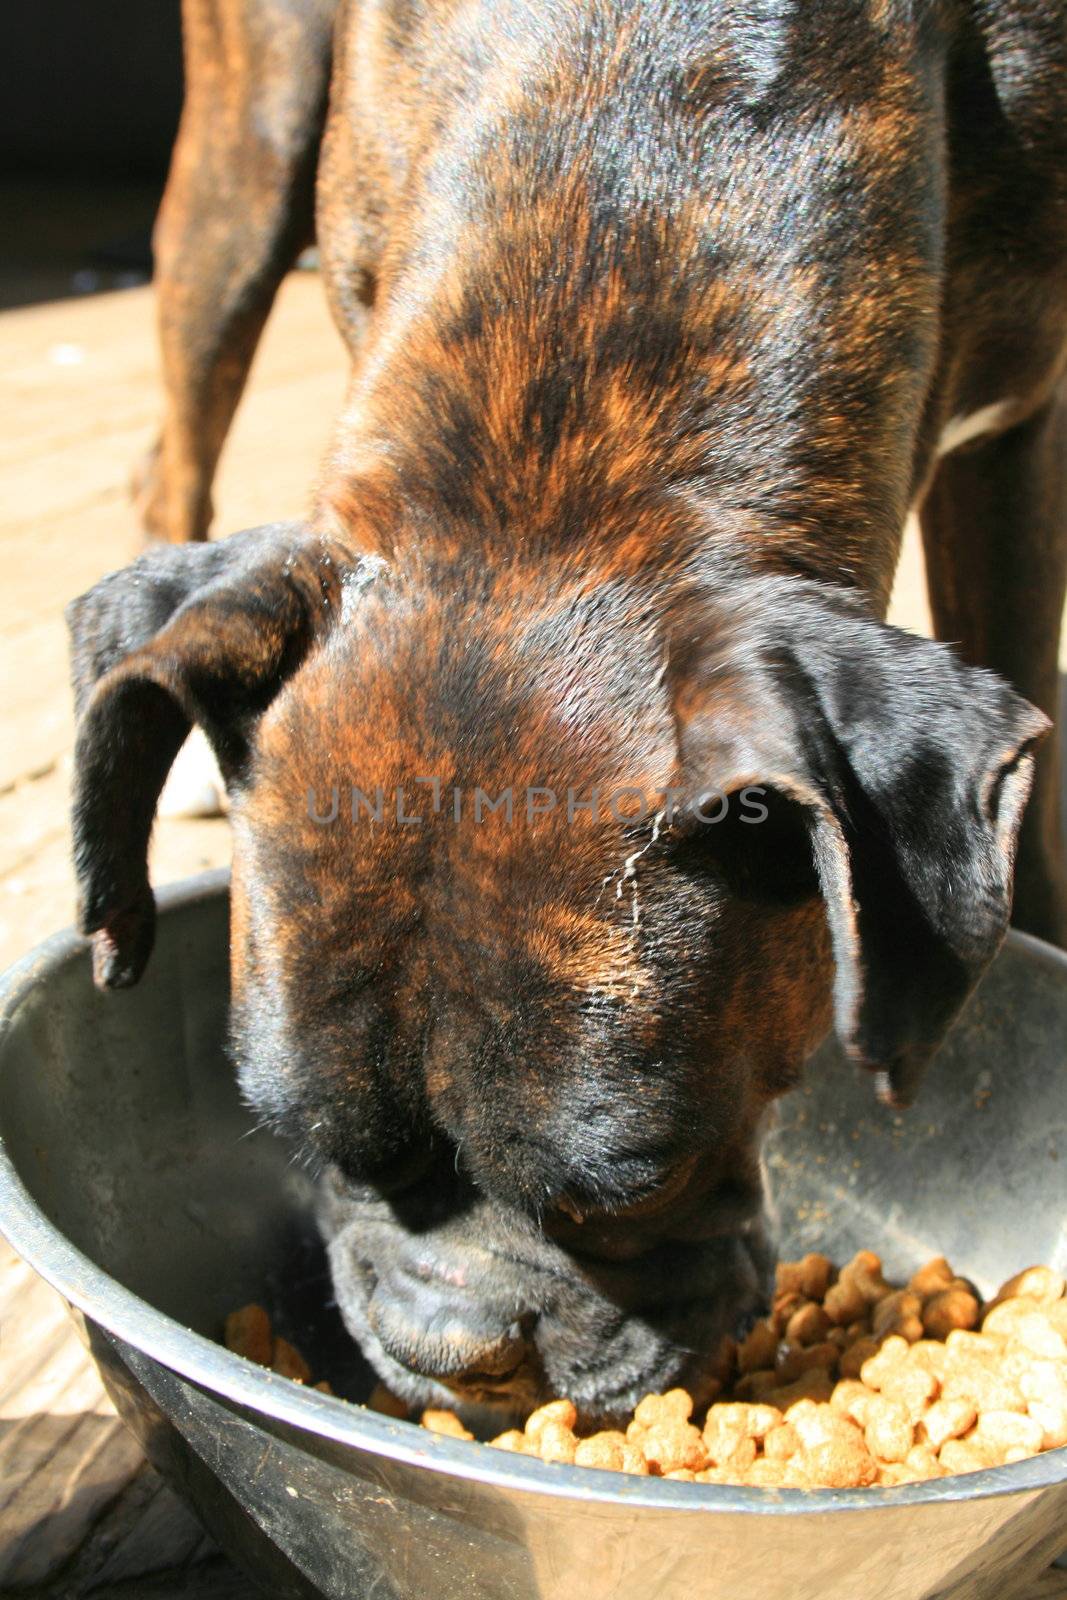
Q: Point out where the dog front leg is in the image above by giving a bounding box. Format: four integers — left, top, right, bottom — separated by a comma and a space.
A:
135, 0, 337, 543
920, 383, 1067, 946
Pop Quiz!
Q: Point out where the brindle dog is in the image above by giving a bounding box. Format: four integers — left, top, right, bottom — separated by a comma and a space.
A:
68, 0, 1066, 1421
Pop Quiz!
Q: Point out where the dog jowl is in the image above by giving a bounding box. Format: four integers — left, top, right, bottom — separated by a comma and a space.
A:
66, 0, 1066, 1419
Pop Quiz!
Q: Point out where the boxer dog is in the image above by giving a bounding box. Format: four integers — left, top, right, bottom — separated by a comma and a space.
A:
67, 0, 1066, 1421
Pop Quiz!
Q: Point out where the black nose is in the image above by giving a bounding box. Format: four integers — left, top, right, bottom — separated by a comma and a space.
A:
367, 1280, 529, 1386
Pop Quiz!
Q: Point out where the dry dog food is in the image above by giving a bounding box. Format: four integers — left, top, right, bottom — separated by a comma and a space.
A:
224, 1253, 1067, 1490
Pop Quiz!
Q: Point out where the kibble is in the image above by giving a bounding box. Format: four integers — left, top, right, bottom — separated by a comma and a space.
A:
472, 1254, 1067, 1489
223, 1253, 1067, 1493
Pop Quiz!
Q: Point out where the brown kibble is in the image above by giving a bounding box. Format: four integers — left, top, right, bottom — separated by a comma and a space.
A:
982, 1296, 1044, 1335
845, 1251, 892, 1302
938, 1439, 990, 1476
824, 1277, 868, 1327
1019, 1360, 1067, 1445
766, 1368, 836, 1410
1011, 1314, 1067, 1361
706, 1401, 782, 1441
763, 1422, 801, 1461
738, 1318, 779, 1375
972, 1409, 1045, 1459
225, 1250, 1067, 1492
525, 1399, 578, 1440
865, 1395, 914, 1463
775, 1252, 834, 1302
909, 1257, 956, 1298
740, 1402, 784, 1440
920, 1397, 977, 1450
639, 1420, 709, 1475
923, 1288, 980, 1340
860, 1336, 911, 1390
367, 1382, 408, 1419
774, 1263, 804, 1298
989, 1267, 1066, 1309
421, 1409, 474, 1440
574, 1431, 626, 1470
907, 1341, 950, 1380
489, 1430, 529, 1453
733, 1368, 780, 1402
703, 1409, 753, 1465
271, 1336, 312, 1384
942, 1367, 1027, 1415
999, 1347, 1036, 1383
772, 1291, 805, 1336
720, 1437, 759, 1475
223, 1304, 273, 1367
633, 1389, 693, 1428
538, 1420, 579, 1464
903, 1443, 943, 1480
801, 1438, 879, 1489
881, 1363, 939, 1421
947, 1326, 1003, 1354
872, 1291, 923, 1339
1019, 1361, 1067, 1402
1047, 1301, 1067, 1336
830, 1380, 875, 1428
954, 1432, 1002, 1469
789, 1403, 866, 1455
840, 1337, 882, 1380
786, 1301, 833, 1346
1026, 1400, 1067, 1450
314, 1380, 334, 1395
776, 1341, 839, 1384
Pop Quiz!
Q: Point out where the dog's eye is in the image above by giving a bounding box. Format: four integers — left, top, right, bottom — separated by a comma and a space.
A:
554, 1153, 699, 1227
609, 1152, 699, 1218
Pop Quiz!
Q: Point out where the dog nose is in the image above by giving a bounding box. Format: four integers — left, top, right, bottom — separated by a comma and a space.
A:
367, 1280, 529, 1386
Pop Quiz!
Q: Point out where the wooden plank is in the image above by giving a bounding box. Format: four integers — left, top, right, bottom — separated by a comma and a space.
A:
1028, 1573, 1067, 1600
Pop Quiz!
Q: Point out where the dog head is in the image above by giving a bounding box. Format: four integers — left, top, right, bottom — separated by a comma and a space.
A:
67, 525, 1046, 1418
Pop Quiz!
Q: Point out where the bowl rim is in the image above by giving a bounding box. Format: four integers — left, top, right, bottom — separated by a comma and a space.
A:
1, 867, 1065, 1517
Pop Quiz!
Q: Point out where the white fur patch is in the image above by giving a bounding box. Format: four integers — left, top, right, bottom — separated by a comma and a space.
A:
937, 399, 1017, 458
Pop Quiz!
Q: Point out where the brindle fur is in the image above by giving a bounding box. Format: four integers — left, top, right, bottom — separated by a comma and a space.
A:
70, 0, 1067, 1419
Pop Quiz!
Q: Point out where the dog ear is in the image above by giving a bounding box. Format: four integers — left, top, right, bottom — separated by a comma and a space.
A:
674, 578, 1049, 1108
66, 525, 362, 989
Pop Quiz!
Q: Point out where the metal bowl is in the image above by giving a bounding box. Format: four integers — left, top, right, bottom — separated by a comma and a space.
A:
1, 870, 1065, 1600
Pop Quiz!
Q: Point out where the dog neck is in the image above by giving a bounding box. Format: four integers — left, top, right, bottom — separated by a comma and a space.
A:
315, 3, 944, 610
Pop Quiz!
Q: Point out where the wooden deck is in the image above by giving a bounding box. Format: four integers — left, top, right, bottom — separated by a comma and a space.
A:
0, 270, 1064, 1596
0, 271, 341, 1597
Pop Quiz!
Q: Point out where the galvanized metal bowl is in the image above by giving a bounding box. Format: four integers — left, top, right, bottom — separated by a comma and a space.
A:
1, 870, 1065, 1600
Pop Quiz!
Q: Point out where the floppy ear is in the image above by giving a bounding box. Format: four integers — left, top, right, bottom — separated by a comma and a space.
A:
66, 525, 361, 989
674, 577, 1049, 1108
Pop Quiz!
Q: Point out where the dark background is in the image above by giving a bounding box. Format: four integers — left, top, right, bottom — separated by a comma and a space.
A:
3, 0, 182, 177
2, 1, 183, 306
